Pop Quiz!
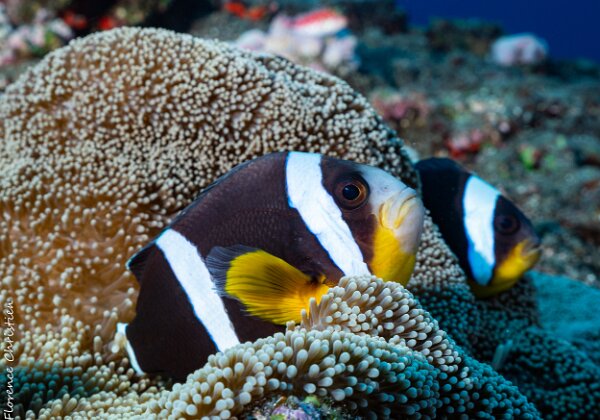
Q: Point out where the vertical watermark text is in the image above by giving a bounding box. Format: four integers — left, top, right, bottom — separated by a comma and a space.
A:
2, 298, 15, 419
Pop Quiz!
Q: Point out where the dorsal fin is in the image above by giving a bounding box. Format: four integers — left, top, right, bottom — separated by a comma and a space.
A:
125, 158, 270, 281
167, 156, 278, 226
124, 174, 229, 283
126, 242, 157, 282
415, 157, 465, 174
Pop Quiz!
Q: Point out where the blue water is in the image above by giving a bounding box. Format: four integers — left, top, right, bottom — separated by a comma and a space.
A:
397, 0, 600, 63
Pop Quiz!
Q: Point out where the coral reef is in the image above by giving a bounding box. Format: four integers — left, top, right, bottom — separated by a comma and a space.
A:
234, 8, 359, 74
249, 394, 350, 419
0, 4, 73, 66
3, 0, 71, 24
349, 19, 600, 285
426, 18, 502, 56
198, 0, 408, 47
0, 25, 418, 338
5, 5, 600, 285
369, 87, 430, 132
0, 25, 598, 418
474, 131, 600, 284
0, 0, 185, 70
0, 26, 426, 417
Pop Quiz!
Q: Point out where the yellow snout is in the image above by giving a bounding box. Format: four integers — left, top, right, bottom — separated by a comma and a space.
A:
494, 239, 541, 283
370, 190, 425, 285
472, 240, 542, 298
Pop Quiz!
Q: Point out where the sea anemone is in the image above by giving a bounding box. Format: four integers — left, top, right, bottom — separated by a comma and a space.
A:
301, 276, 460, 372
0, 26, 418, 343
25, 276, 539, 418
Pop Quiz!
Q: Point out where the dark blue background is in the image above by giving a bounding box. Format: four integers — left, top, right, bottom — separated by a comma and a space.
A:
397, 0, 600, 63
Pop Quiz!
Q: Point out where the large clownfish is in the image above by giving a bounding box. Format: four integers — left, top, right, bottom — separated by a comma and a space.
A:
415, 158, 541, 298
119, 152, 425, 380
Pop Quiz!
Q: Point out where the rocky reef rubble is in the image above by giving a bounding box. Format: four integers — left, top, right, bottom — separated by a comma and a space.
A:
346, 14, 600, 286
233, 7, 359, 73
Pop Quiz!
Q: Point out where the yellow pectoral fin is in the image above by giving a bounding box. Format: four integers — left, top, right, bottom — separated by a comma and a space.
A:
207, 247, 329, 325
370, 225, 416, 286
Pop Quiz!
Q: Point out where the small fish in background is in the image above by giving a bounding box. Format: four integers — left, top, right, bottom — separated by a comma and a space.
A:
415, 158, 541, 298
119, 152, 425, 380
291, 8, 348, 38
222, 1, 276, 22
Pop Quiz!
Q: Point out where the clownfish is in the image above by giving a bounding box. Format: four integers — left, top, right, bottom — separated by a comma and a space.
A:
119, 152, 425, 379
415, 158, 541, 298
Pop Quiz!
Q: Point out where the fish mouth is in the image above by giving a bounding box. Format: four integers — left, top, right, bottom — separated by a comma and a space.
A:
378, 188, 425, 253
379, 188, 421, 230
369, 187, 424, 284
520, 240, 542, 268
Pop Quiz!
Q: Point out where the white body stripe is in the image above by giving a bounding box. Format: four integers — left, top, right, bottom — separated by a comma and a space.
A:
156, 229, 240, 351
285, 152, 371, 276
117, 322, 144, 375
463, 175, 500, 285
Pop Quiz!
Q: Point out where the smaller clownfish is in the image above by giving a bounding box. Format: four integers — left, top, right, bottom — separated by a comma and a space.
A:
120, 152, 425, 380
415, 158, 541, 298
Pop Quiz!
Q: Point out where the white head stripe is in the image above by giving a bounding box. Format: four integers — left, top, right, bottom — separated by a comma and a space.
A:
117, 322, 144, 375
463, 175, 500, 285
285, 152, 371, 276
156, 229, 240, 351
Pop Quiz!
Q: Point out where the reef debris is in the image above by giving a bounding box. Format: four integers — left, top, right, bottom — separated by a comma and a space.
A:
234, 7, 359, 73
0, 4, 73, 66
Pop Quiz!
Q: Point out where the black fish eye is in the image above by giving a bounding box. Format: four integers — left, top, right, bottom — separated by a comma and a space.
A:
335, 177, 369, 210
494, 214, 520, 234
342, 184, 361, 200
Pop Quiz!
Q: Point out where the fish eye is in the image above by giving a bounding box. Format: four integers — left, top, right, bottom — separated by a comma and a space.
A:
494, 214, 520, 235
335, 177, 369, 209
342, 184, 361, 200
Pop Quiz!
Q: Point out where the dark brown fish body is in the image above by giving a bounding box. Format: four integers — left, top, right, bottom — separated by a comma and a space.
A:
173, 153, 344, 280
122, 151, 424, 380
